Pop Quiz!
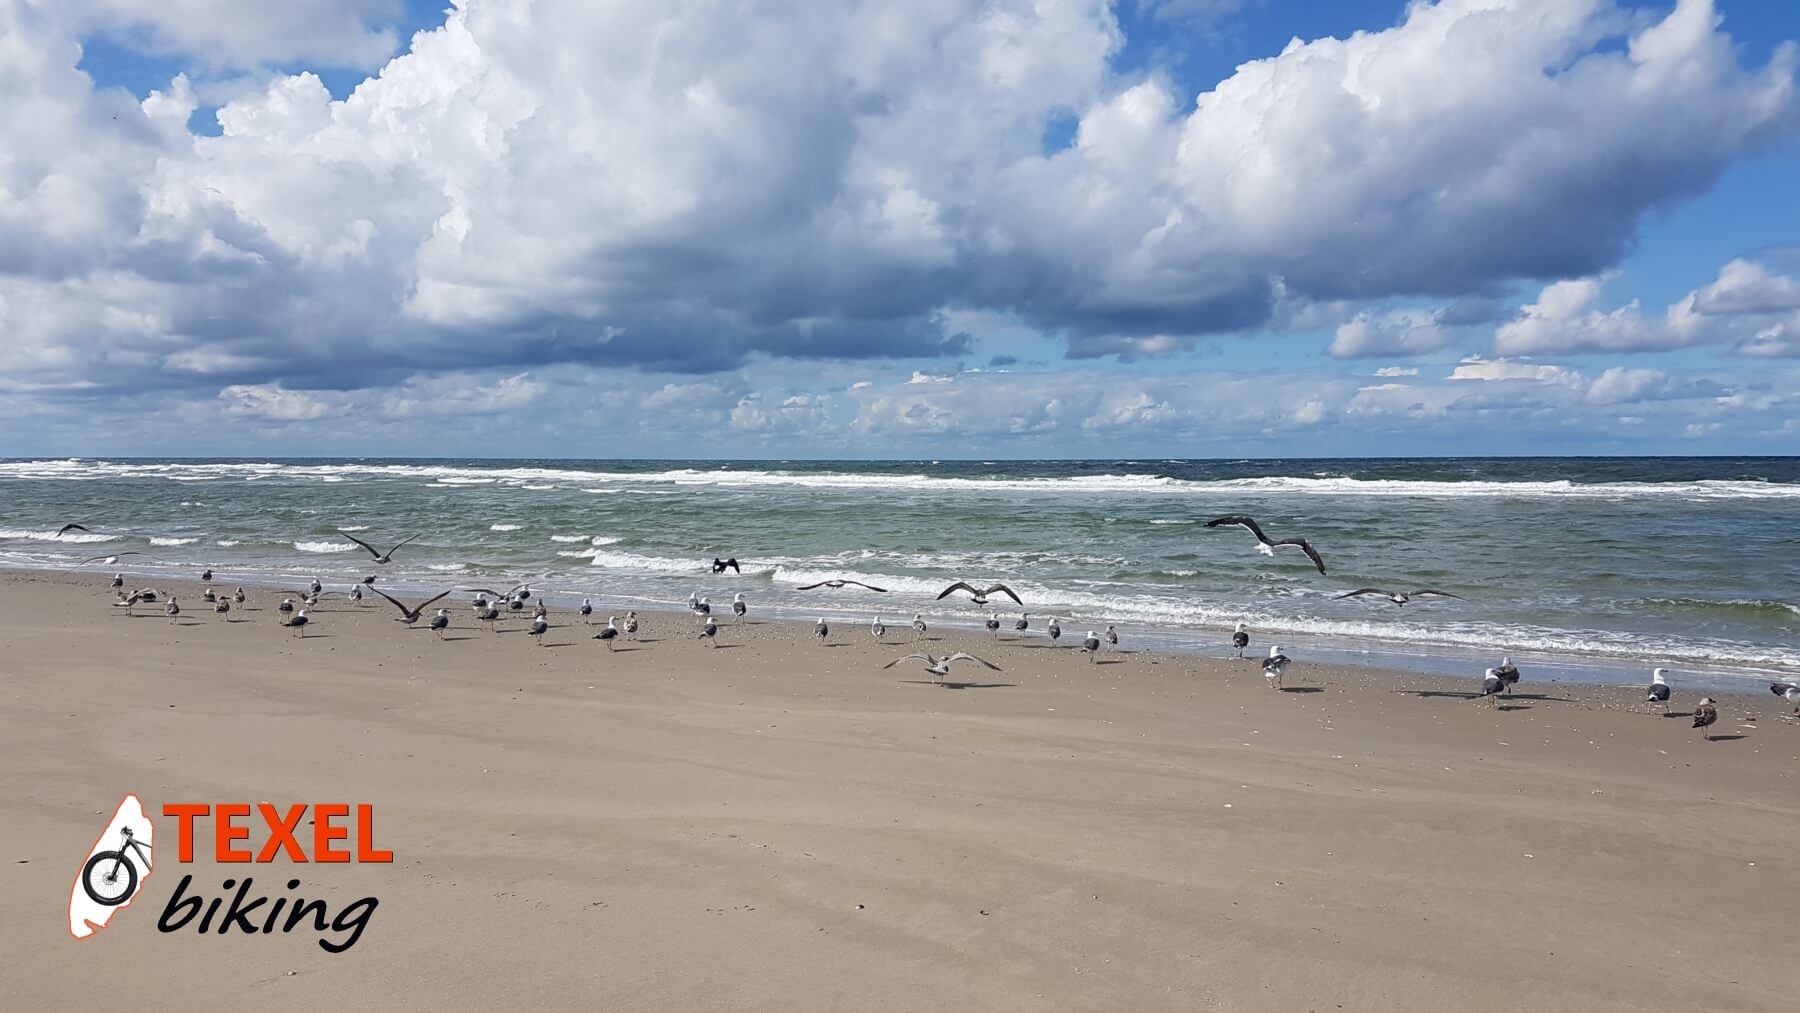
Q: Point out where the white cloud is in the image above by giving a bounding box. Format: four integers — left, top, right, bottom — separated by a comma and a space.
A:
66, 1, 403, 70
1447, 358, 1583, 385
1373, 366, 1419, 377
1492, 276, 1711, 355
1694, 258, 1800, 315
1330, 310, 1452, 359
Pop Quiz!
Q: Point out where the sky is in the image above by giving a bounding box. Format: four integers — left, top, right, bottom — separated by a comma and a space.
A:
2, 0, 1799, 459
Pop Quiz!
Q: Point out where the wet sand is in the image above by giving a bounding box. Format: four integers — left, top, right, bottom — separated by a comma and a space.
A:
3, 570, 1797, 1011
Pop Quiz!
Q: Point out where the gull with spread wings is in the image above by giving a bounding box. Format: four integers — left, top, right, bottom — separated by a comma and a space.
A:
883, 652, 1002, 684
936, 582, 1023, 606
339, 530, 421, 564
1335, 588, 1465, 607
371, 588, 456, 625
796, 579, 888, 592
1204, 515, 1327, 574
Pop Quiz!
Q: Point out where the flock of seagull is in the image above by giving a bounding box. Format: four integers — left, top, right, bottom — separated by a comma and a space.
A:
62, 515, 1790, 726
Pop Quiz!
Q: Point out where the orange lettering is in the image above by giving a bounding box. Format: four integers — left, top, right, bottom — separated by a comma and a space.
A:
355, 804, 393, 862
314, 803, 350, 863
256, 803, 309, 862
215, 803, 252, 862
162, 803, 209, 863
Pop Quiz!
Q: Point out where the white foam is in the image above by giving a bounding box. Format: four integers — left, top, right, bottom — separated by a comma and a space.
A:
427, 563, 468, 572
549, 535, 587, 543
216, 540, 241, 547
490, 524, 523, 532
0, 528, 116, 544
591, 536, 622, 546
338, 525, 369, 532
586, 550, 702, 575
149, 537, 199, 546
294, 540, 355, 553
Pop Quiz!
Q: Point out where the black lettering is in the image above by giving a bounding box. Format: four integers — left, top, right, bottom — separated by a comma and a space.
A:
319, 897, 378, 954
284, 896, 329, 934
219, 876, 267, 934
157, 874, 201, 933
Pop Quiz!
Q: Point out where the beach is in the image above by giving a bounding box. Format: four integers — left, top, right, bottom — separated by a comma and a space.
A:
3, 569, 1797, 1011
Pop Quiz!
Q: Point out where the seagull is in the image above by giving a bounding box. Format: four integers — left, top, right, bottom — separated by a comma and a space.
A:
1046, 617, 1062, 645
691, 596, 711, 618
1262, 645, 1290, 688
232, 587, 245, 606
277, 597, 296, 614
883, 652, 1002, 684
361, 574, 377, 585
936, 582, 1023, 606
529, 613, 548, 646
1204, 516, 1327, 574
1692, 697, 1719, 739
165, 597, 180, 624
508, 596, 526, 612
984, 613, 1001, 639
1493, 656, 1520, 694
476, 602, 501, 631
814, 618, 829, 644
711, 557, 741, 574
1232, 622, 1250, 658
595, 617, 620, 649
202, 588, 216, 603
67, 552, 151, 572
200, 568, 213, 583
1104, 625, 1119, 651
339, 531, 420, 564
624, 612, 640, 639
1647, 668, 1672, 712
1478, 667, 1506, 707
55, 523, 91, 538
912, 614, 927, 640
1081, 631, 1101, 661
111, 573, 124, 589
509, 584, 533, 603
797, 579, 888, 592
349, 584, 364, 604
732, 593, 747, 623
112, 588, 161, 612
214, 596, 230, 616
699, 616, 719, 647
286, 608, 311, 637
687, 590, 701, 612
579, 598, 593, 622
1336, 588, 1466, 606
371, 588, 455, 625
1770, 681, 1800, 715
309, 577, 323, 596
532, 601, 547, 621
429, 609, 451, 638
871, 615, 887, 641
1014, 613, 1030, 636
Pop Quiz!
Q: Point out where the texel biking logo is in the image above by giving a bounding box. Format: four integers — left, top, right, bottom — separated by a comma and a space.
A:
70, 797, 390, 953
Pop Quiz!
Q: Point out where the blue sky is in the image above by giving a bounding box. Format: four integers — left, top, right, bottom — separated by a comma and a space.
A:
3, 0, 1800, 457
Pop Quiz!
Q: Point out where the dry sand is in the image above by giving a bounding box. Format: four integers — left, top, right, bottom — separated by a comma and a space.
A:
3, 569, 1797, 1011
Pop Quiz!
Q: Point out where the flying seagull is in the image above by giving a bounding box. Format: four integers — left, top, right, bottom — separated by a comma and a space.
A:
1692, 698, 1719, 739
936, 582, 1023, 606
1770, 681, 1800, 715
710, 557, 741, 574
883, 651, 1002, 684
1336, 588, 1466, 606
339, 531, 420, 564
1647, 668, 1672, 712
55, 523, 91, 538
797, 579, 888, 592
66, 552, 151, 572
1204, 516, 1327, 574
371, 588, 455, 625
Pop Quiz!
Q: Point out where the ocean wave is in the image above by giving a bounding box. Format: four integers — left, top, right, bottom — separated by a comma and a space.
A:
549, 535, 587, 543
586, 550, 705, 575
295, 540, 355, 553
148, 536, 199, 546
1636, 597, 1800, 620
338, 525, 369, 532
427, 563, 468, 572
0, 527, 117, 543
490, 524, 523, 531
216, 540, 241, 547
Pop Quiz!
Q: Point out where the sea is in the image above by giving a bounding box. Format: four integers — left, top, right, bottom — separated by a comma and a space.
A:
3, 457, 1796, 693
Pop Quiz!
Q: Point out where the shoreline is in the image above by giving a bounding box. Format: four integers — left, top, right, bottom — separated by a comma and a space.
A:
9, 561, 1789, 699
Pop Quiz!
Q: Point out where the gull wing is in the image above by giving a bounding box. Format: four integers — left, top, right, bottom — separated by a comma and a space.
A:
983, 584, 1023, 605
937, 581, 978, 600
946, 653, 1002, 671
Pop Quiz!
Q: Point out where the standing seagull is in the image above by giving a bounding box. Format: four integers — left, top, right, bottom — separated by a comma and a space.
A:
912, 614, 928, 641
984, 614, 1001, 640
1692, 698, 1719, 739
1204, 516, 1327, 574
1014, 613, 1030, 637
277, 597, 296, 615
1104, 625, 1119, 651
1478, 667, 1506, 707
936, 582, 1024, 606
1336, 588, 1466, 607
1262, 646, 1290, 688
595, 617, 620, 650
1493, 656, 1521, 695
1231, 622, 1249, 658
814, 618, 829, 645
732, 593, 748, 623
200, 568, 213, 583
309, 577, 323, 596
1769, 681, 1800, 715
870, 615, 887, 641
624, 612, 640, 639
1081, 630, 1101, 662
429, 608, 451, 638
691, 596, 712, 618
165, 597, 181, 624
232, 586, 246, 606
579, 598, 593, 622
371, 588, 455, 625
883, 651, 1002, 684
214, 596, 230, 617
111, 573, 125, 590
349, 584, 364, 605
1647, 668, 1672, 713
529, 612, 549, 646
699, 616, 719, 647
339, 531, 421, 564
476, 601, 501, 631
286, 608, 311, 637
1046, 617, 1062, 646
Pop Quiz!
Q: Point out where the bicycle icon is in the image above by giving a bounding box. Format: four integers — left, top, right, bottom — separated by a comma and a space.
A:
81, 826, 151, 906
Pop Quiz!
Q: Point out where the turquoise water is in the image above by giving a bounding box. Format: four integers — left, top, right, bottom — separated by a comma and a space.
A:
3, 457, 1796, 689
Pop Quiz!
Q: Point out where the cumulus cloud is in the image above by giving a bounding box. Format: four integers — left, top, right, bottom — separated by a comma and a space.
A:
1447, 358, 1583, 385
1491, 277, 1711, 355
0, 0, 1792, 414
1330, 309, 1453, 359
1694, 258, 1800, 315
1583, 367, 1726, 405
1373, 366, 1419, 377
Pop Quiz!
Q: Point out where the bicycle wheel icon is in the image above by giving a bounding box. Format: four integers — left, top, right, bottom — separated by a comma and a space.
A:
81, 850, 139, 906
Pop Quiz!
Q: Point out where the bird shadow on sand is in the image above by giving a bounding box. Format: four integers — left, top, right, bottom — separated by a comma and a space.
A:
438, 635, 479, 642
1495, 702, 1533, 712
899, 680, 1017, 690
1400, 689, 1483, 700
600, 646, 645, 653
1705, 734, 1749, 742
707, 644, 744, 650
1093, 658, 1127, 666
1279, 686, 1325, 694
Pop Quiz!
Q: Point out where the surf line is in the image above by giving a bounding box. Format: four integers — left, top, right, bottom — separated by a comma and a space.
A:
155, 803, 390, 953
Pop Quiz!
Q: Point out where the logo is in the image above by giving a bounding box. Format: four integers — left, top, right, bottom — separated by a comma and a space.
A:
70, 794, 155, 940
71, 799, 390, 953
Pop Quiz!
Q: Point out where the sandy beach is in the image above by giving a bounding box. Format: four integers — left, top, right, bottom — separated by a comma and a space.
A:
3, 568, 1797, 1011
